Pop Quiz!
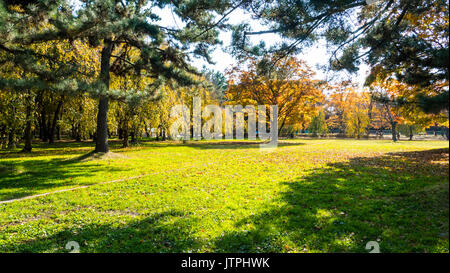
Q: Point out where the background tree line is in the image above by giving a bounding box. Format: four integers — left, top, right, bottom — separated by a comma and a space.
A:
0, 0, 448, 151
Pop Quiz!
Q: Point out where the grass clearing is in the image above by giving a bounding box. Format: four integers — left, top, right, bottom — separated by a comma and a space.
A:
0, 139, 448, 253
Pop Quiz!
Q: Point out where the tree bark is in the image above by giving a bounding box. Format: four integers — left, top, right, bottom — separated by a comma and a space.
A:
57, 125, 61, 140
22, 99, 33, 152
95, 97, 109, 153
7, 129, 15, 149
49, 97, 63, 144
391, 122, 398, 142
131, 131, 137, 144
95, 39, 113, 153
0, 126, 6, 149
40, 108, 48, 142
122, 118, 129, 148
75, 103, 83, 141
122, 129, 129, 148
57, 109, 63, 140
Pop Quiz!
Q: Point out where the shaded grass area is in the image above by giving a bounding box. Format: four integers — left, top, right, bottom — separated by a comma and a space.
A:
0, 139, 448, 253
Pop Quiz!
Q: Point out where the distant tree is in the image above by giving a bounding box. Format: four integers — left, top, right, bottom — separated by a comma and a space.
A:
345, 109, 370, 139
398, 124, 425, 141
202, 68, 228, 104
226, 54, 324, 134
325, 82, 374, 137
309, 110, 328, 137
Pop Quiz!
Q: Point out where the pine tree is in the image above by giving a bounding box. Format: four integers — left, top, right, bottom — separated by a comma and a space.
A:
0, 0, 236, 152
232, 0, 448, 115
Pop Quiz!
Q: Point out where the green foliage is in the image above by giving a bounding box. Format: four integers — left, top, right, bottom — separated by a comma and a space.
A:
201, 68, 227, 103
309, 111, 328, 137
230, 0, 449, 114
345, 109, 370, 139
398, 124, 425, 138
417, 91, 449, 115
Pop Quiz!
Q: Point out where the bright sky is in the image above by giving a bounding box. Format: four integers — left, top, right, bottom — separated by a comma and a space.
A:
154, 7, 371, 88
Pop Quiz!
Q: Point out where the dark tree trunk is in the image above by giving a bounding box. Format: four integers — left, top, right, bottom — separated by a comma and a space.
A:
46, 118, 51, 140
131, 131, 137, 144
57, 109, 63, 140
391, 122, 398, 142
0, 126, 6, 149
49, 97, 63, 144
144, 122, 149, 138
35, 92, 43, 141
7, 104, 16, 149
57, 125, 61, 140
122, 119, 129, 148
75, 126, 81, 142
40, 108, 48, 142
95, 39, 113, 153
75, 103, 83, 141
95, 97, 109, 152
22, 101, 33, 153
122, 130, 129, 148
409, 126, 413, 141
7, 129, 15, 149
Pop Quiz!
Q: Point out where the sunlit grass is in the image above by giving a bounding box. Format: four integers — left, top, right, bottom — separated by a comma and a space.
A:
0, 139, 448, 253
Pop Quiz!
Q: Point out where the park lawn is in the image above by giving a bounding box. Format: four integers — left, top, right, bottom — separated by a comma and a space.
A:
0, 139, 448, 253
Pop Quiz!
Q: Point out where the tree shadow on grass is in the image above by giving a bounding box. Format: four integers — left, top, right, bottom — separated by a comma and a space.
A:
213, 148, 449, 253
0, 139, 141, 160
0, 141, 96, 159
2, 210, 201, 253
0, 155, 126, 201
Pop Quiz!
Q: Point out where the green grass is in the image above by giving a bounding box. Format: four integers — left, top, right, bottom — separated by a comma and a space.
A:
0, 139, 448, 253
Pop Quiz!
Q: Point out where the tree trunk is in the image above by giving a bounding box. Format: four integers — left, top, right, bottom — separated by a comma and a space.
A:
7, 129, 15, 149
75, 103, 83, 141
131, 131, 137, 144
40, 108, 48, 142
22, 100, 33, 152
122, 127, 129, 148
95, 97, 109, 153
95, 39, 113, 153
122, 118, 129, 148
391, 122, 398, 142
57, 109, 63, 140
0, 126, 6, 149
144, 122, 149, 137
49, 97, 63, 144
57, 125, 61, 140
409, 126, 413, 141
